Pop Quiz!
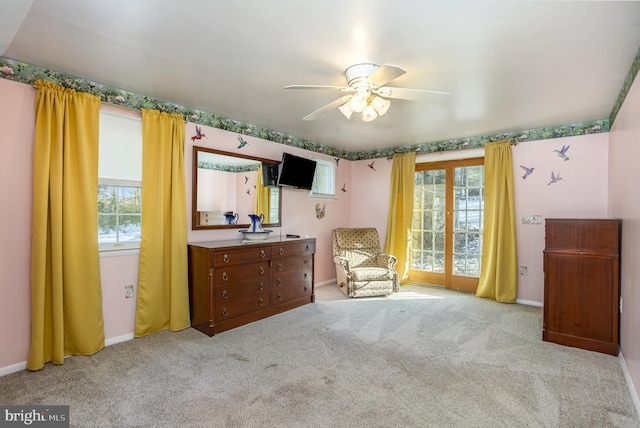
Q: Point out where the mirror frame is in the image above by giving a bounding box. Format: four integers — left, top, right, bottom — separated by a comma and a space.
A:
192, 146, 282, 230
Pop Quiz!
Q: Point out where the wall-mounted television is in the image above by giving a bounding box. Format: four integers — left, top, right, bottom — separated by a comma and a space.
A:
277, 153, 317, 190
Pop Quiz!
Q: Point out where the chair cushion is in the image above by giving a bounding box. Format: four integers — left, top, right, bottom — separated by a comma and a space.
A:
350, 267, 396, 282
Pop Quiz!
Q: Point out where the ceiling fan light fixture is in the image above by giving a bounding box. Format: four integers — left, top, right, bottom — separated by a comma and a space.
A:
371, 96, 391, 116
362, 104, 378, 122
338, 102, 354, 119
350, 92, 368, 112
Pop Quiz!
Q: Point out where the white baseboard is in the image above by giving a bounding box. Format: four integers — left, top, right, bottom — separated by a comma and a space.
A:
0, 361, 27, 377
1, 333, 135, 377
315, 279, 337, 287
516, 298, 543, 307
619, 351, 640, 420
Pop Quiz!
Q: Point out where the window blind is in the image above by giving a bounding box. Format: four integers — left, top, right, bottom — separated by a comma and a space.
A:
98, 110, 142, 185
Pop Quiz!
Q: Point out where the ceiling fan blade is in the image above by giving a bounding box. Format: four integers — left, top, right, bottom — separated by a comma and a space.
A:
367, 64, 407, 87
376, 86, 450, 101
285, 85, 353, 92
302, 96, 352, 121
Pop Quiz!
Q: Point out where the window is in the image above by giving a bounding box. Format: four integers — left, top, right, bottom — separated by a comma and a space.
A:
309, 157, 336, 198
98, 109, 143, 251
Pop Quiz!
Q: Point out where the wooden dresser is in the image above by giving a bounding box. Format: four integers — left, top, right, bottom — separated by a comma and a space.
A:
188, 237, 315, 336
543, 218, 621, 355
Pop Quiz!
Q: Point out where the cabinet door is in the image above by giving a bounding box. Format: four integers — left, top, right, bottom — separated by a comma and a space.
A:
544, 251, 618, 353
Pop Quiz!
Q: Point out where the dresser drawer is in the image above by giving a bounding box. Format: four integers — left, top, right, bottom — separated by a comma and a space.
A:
214, 262, 271, 287
272, 255, 313, 276
272, 240, 315, 259
216, 279, 268, 301
216, 292, 270, 320
213, 246, 271, 267
272, 279, 312, 305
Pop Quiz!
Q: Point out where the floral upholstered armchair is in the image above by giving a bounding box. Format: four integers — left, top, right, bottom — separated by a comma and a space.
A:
332, 228, 399, 298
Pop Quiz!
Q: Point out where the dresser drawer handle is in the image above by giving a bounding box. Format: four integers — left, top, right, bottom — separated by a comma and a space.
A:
258, 297, 264, 306
223, 254, 229, 263
304, 286, 308, 292
222, 290, 228, 299
277, 263, 283, 271
222, 308, 228, 316
304, 273, 308, 279
277, 293, 282, 301
259, 266, 265, 275
259, 282, 264, 290
278, 248, 284, 255
276, 279, 282, 286
303, 258, 309, 264
305, 244, 309, 251
222, 272, 228, 281
260, 250, 266, 258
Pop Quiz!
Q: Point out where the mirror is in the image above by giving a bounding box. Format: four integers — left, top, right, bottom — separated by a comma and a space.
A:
192, 146, 281, 230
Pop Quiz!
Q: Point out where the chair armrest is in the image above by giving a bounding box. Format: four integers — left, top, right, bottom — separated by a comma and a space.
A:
333, 255, 350, 272
377, 254, 398, 270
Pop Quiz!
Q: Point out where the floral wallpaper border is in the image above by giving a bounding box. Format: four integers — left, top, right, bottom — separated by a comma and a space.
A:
0, 56, 622, 161
609, 45, 640, 126
197, 161, 258, 173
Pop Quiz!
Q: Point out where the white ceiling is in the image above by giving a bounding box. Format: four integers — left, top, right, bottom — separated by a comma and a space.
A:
2, 0, 640, 152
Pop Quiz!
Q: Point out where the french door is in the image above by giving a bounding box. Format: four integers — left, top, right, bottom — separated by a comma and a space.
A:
409, 158, 484, 292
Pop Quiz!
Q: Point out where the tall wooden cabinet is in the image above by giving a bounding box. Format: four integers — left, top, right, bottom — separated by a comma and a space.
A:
188, 237, 315, 336
543, 218, 621, 355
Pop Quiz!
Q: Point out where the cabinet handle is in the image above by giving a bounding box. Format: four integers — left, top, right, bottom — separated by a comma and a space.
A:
260, 250, 265, 258
276, 279, 282, 286
259, 266, 265, 275
259, 282, 264, 290
222, 272, 228, 281
277, 293, 282, 301
258, 297, 264, 306
222, 290, 228, 299
222, 308, 228, 316
223, 254, 229, 263
278, 248, 284, 255
277, 263, 283, 271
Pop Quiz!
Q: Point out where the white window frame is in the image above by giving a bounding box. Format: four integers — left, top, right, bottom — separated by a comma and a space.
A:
98, 108, 143, 253
308, 157, 336, 199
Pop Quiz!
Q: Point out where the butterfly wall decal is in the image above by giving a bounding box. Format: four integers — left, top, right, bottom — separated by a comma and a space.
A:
315, 203, 326, 219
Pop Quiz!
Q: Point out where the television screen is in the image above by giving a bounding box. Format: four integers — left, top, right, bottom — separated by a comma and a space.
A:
277, 153, 317, 190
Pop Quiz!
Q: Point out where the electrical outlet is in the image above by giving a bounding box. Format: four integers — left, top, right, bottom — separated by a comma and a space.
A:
520, 266, 528, 276
125, 284, 134, 299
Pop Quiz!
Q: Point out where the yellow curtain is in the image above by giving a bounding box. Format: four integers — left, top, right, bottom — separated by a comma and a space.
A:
135, 109, 190, 337
255, 166, 270, 223
476, 140, 518, 303
28, 80, 104, 371
384, 152, 416, 285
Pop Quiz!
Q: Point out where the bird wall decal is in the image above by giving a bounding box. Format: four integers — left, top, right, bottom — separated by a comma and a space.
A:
335, 158, 340, 166
191, 125, 206, 141
520, 165, 535, 180
554, 145, 570, 161
548, 171, 564, 185
237, 135, 248, 149
341, 183, 347, 192
368, 161, 376, 171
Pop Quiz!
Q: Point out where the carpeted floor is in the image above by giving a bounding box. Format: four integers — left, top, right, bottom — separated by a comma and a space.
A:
1, 284, 638, 427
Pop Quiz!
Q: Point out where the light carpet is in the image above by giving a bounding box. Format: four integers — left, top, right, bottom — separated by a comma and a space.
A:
0, 284, 638, 427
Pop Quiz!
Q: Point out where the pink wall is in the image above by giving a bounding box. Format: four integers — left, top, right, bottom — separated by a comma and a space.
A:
0, 79, 34, 371
609, 74, 640, 407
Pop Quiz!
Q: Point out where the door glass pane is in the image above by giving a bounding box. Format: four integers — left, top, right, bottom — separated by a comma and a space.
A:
453, 165, 484, 277
411, 169, 445, 273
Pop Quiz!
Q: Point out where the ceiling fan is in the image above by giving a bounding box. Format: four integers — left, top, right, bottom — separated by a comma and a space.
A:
284, 63, 449, 122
